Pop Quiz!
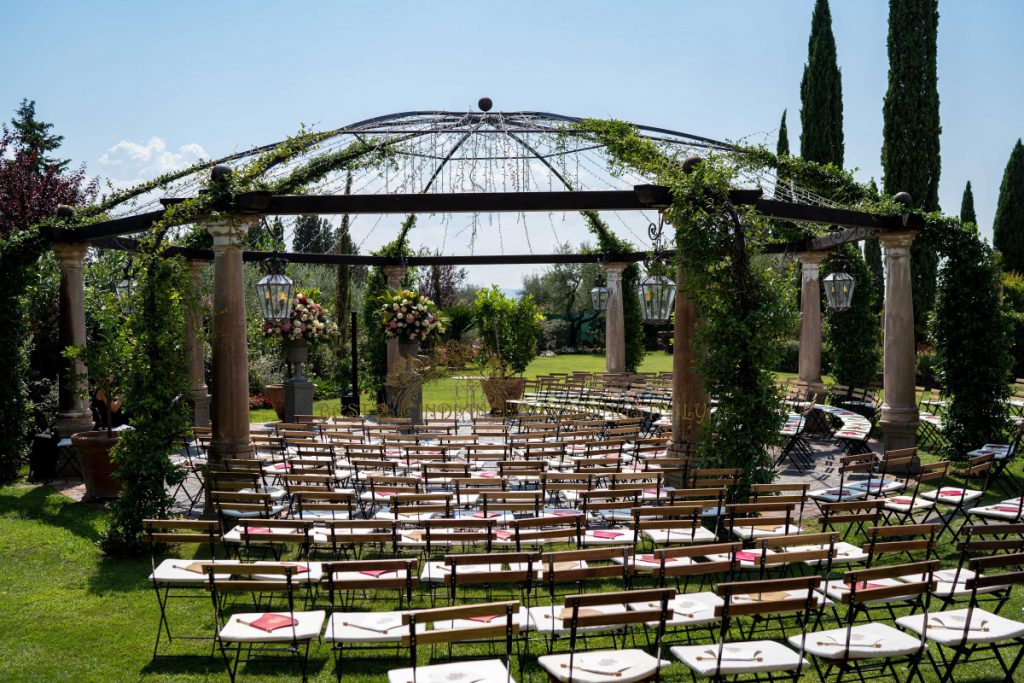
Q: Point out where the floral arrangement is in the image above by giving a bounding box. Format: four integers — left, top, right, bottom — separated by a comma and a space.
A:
379, 289, 444, 343
262, 290, 338, 343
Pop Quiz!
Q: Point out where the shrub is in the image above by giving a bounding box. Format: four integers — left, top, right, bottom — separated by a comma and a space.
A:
473, 286, 542, 377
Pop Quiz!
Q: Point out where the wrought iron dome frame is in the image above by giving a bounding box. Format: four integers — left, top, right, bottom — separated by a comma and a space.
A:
48, 104, 920, 261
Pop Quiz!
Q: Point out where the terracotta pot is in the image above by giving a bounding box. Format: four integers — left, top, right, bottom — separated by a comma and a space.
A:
71, 430, 122, 500
480, 377, 527, 415
265, 384, 286, 420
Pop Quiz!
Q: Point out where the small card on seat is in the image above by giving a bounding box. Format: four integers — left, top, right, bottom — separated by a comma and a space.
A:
239, 613, 297, 633
558, 607, 603, 621
173, 561, 208, 574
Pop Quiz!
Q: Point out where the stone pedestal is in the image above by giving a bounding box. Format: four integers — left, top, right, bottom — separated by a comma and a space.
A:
283, 339, 314, 422
52, 242, 95, 438
206, 218, 256, 460
878, 230, 920, 453
794, 251, 827, 397
386, 341, 423, 424
604, 262, 627, 374
668, 261, 706, 487
185, 260, 211, 428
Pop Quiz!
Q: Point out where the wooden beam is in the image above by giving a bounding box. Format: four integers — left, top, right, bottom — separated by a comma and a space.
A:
754, 198, 923, 231
763, 228, 869, 254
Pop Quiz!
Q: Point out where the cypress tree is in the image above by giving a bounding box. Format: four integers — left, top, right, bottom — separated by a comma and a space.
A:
994, 140, 1024, 272
292, 214, 334, 253
799, 0, 843, 166
863, 179, 884, 311
882, 0, 941, 341
960, 180, 977, 226
777, 110, 790, 157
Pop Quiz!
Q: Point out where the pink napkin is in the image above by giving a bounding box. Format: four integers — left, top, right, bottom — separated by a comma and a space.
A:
467, 614, 502, 623
495, 530, 514, 540
853, 582, 887, 590
592, 530, 624, 539
479, 472, 498, 478
551, 510, 577, 517
377, 490, 398, 497
995, 505, 1022, 513
242, 613, 297, 633
244, 527, 273, 534
735, 551, 761, 562
889, 497, 914, 505
358, 569, 394, 577
640, 554, 677, 564
939, 489, 964, 496
473, 511, 500, 519
644, 488, 661, 495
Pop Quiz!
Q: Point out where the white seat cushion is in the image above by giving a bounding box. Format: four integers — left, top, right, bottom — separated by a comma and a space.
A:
615, 554, 695, 571
793, 622, 922, 660
580, 528, 633, 545
919, 488, 983, 504
731, 524, 803, 540
329, 568, 410, 585
882, 495, 934, 512
526, 603, 628, 635
896, 608, 1024, 645
627, 592, 722, 627
643, 527, 717, 545
221, 525, 307, 543
847, 479, 905, 495
419, 561, 504, 583
809, 487, 867, 503
795, 541, 869, 566
820, 578, 914, 603
967, 504, 1024, 521
149, 558, 231, 584
435, 605, 531, 633
387, 658, 515, 683
538, 649, 666, 683
218, 610, 325, 642
324, 611, 419, 643
672, 640, 807, 676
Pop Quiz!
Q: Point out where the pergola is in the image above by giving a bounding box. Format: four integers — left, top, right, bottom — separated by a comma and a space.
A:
44, 104, 923, 465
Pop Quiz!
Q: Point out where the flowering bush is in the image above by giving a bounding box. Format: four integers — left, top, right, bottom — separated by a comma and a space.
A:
262, 290, 339, 343
379, 289, 444, 343
248, 393, 272, 410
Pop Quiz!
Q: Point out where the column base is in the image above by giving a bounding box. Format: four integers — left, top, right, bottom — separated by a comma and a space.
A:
208, 439, 256, 461
53, 411, 95, 439
665, 441, 698, 488
191, 389, 212, 428
879, 416, 920, 454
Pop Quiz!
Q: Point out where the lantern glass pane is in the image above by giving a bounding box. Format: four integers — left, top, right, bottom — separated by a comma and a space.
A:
823, 272, 855, 311
116, 278, 134, 313
590, 286, 609, 311
256, 273, 295, 322
638, 275, 675, 323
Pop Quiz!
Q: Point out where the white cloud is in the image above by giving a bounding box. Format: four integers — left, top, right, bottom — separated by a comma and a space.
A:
97, 137, 208, 179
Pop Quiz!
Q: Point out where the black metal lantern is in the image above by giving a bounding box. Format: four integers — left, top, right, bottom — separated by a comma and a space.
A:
115, 277, 135, 315
590, 285, 609, 311
256, 257, 295, 323
638, 275, 675, 323
823, 270, 855, 311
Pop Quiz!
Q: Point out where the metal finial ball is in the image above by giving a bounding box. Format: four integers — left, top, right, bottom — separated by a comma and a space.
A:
211, 164, 234, 181
682, 156, 703, 174
56, 205, 74, 219
893, 191, 913, 208
478, 97, 493, 112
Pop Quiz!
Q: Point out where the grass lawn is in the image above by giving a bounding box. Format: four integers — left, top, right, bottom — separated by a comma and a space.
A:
249, 353, 679, 423
1, 476, 1021, 682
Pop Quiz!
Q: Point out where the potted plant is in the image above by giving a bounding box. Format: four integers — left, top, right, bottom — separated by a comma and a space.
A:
379, 289, 445, 359
64, 294, 129, 500
473, 286, 543, 414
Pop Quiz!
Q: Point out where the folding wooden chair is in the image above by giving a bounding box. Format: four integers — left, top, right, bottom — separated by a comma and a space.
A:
819, 499, 884, 545
920, 452, 995, 538
896, 552, 1024, 683
207, 564, 325, 683
537, 588, 676, 682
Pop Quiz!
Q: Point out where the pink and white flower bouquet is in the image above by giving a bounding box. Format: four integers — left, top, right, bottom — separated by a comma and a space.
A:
262, 291, 339, 343
379, 289, 445, 343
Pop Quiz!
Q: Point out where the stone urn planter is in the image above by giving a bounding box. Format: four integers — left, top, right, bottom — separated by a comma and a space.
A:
480, 377, 527, 415
265, 384, 286, 420
284, 338, 309, 376
71, 430, 122, 500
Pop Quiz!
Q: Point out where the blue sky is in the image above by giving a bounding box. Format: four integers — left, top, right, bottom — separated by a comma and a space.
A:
2, 0, 1021, 287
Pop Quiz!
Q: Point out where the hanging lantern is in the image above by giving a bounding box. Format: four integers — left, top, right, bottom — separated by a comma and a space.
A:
115, 278, 135, 315
590, 285, 609, 311
638, 275, 675, 323
255, 257, 295, 323
823, 271, 856, 311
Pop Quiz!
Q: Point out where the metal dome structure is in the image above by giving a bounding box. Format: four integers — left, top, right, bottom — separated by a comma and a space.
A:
85, 101, 840, 256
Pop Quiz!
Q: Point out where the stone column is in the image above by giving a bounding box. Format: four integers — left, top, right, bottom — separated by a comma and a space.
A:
878, 230, 920, 452
185, 259, 211, 427
52, 241, 95, 438
206, 218, 256, 460
604, 262, 628, 374
794, 251, 828, 396
668, 261, 706, 486
383, 266, 407, 375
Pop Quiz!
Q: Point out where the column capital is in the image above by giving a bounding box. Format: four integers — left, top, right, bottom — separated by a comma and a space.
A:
51, 241, 89, 268
877, 229, 917, 251
186, 258, 208, 275
603, 262, 628, 276
795, 251, 828, 267
204, 216, 257, 251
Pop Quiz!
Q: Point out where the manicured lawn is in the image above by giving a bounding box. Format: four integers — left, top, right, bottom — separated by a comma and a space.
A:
1, 477, 1021, 682
249, 352, 678, 423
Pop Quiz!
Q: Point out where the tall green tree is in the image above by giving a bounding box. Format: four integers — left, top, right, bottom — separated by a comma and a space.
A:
776, 110, 790, 157
960, 180, 977, 226
292, 214, 334, 253
994, 140, 1024, 272
9, 99, 67, 171
882, 0, 941, 340
799, 0, 843, 166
